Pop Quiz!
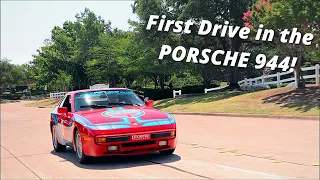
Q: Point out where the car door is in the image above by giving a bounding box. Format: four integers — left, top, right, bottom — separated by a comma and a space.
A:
59, 95, 72, 141
53, 95, 68, 145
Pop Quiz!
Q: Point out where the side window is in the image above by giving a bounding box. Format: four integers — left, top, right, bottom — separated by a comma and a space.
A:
61, 95, 72, 112
59, 96, 68, 107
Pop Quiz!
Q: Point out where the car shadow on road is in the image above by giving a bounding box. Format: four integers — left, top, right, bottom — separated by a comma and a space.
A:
50, 147, 181, 170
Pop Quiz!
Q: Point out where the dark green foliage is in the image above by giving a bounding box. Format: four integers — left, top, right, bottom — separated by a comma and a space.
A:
132, 84, 219, 100
1, 93, 23, 100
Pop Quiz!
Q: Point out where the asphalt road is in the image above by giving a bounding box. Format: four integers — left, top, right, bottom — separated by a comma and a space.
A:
1, 102, 319, 179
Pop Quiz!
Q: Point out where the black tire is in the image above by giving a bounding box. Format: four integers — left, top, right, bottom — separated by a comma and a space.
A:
74, 129, 92, 164
159, 148, 175, 155
52, 125, 66, 152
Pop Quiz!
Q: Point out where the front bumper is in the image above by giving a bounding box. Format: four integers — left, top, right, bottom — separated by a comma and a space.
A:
81, 130, 177, 157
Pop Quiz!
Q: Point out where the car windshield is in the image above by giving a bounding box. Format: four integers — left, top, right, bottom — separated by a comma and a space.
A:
74, 90, 145, 112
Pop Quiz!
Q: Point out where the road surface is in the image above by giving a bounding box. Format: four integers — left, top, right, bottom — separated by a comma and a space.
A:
1, 102, 319, 179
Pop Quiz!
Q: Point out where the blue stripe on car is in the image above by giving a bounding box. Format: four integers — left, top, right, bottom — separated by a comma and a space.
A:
111, 124, 132, 129
141, 121, 160, 127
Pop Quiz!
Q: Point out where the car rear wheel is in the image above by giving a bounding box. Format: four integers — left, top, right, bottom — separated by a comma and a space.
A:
75, 129, 92, 164
52, 126, 66, 152
159, 148, 175, 155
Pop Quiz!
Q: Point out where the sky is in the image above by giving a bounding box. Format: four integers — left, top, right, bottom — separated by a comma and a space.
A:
1, 1, 137, 65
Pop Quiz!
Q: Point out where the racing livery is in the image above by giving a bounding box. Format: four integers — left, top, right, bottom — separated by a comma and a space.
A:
50, 88, 177, 164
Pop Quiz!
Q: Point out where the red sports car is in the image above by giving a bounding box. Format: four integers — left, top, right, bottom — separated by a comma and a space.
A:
50, 88, 177, 164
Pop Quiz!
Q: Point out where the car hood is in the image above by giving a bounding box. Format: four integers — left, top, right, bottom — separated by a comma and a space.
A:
73, 106, 175, 130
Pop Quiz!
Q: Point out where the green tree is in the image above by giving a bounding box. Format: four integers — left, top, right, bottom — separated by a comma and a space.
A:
51, 70, 73, 91
0, 58, 34, 90
32, 8, 112, 90
244, 0, 320, 88
131, 0, 187, 89
132, 0, 256, 88
0, 58, 15, 88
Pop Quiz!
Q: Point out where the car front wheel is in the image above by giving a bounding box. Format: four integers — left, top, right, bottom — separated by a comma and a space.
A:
52, 126, 66, 152
74, 129, 92, 164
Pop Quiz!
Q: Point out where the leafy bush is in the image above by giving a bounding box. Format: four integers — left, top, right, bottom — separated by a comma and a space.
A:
1, 93, 23, 100
31, 90, 47, 96
131, 87, 172, 100
268, 84, 277, 89
171, 74, 203, 89
131, 84, 211, 100
240, 85, 271, 91
269, 83, 290, 89
21, 94, 48, 100
144, 89, 173, 100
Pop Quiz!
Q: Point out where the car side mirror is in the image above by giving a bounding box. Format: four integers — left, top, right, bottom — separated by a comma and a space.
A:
58, 107, 68, 116
145, 100, 154, 107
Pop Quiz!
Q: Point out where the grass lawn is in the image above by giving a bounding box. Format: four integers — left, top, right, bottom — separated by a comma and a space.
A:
24, 98, 61, 108
24, 86, 319, 116
0, 99, 20, 104
154, 85, 320, 116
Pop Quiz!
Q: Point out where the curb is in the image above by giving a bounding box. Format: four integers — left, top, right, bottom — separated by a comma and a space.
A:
170, 112, 319, 120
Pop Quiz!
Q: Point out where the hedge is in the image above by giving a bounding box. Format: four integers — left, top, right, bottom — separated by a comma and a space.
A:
132, 84, 218, 100
269, 83, 290, 89
1, 93, 23, 100
240, 85, 271, 91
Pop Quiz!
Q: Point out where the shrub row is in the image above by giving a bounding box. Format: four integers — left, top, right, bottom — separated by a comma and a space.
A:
268, 83, 290, 89
131, 84, 218, 100
0, 93, 23, 100
240, 85, 271, 91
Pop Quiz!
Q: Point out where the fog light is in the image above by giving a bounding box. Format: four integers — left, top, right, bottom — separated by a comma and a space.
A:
170, 131, 175, 136
107, 146, 118, 151
159, 141, 168, 146
97, 137, 106, 143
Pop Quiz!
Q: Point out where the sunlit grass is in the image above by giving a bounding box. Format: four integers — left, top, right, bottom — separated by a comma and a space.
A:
24, 98, 61, 108
155, 86, 320, 116
0, 99, 19, 104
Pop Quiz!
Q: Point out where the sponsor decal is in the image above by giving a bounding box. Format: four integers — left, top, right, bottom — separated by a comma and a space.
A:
102, 107, 145, 118
131, 134, 150, 140
78, 90, 133, 97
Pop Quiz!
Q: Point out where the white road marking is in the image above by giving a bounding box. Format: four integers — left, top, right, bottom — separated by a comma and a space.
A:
215, 164, 294, 179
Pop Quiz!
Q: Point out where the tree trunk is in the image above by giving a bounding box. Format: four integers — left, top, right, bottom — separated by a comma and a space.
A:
84, 77, 88, 89
295, 57, 305, 89
159, 75, 165, 90
110, 76, 116, 88
78, 78, 81, 90
125, 77, 130, 88
217, 35, 241, 89
203, 75, 210, 89
153, 75, 158, 89
228, 37, 241, 89
228, 66, 240, 89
